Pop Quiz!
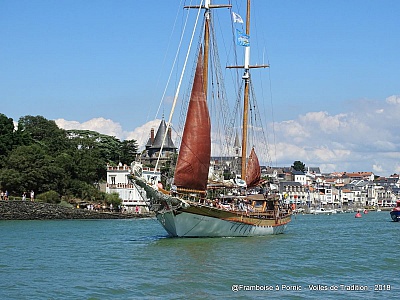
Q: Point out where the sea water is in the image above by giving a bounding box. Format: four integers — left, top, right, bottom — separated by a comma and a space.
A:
0, 211, 397, 299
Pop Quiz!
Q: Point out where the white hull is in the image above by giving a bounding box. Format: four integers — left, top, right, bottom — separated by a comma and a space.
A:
156, 210, 288, 237
310, 209, 337, 215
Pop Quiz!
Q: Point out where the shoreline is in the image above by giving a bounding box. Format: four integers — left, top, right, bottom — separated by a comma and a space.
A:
0, 200, 153, 220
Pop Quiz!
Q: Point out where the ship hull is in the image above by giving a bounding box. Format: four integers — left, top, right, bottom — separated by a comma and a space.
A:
390, 210, 400, 222
156, 205, 290, 237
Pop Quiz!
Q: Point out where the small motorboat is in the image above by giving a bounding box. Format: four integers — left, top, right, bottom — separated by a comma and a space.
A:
390, 200, 400, 222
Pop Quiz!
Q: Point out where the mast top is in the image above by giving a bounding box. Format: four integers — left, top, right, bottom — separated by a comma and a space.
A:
184, 0, 231, 10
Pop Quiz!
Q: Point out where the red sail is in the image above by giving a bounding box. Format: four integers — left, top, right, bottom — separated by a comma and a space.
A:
245, 147, 261, 187
174, 50, 211, 191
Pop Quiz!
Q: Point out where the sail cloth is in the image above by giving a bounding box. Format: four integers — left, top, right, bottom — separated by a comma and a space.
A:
174, 49, 211, 192
245, 147, 261, 188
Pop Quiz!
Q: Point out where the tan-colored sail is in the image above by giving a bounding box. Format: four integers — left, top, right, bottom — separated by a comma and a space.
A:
245, 147, 261, 187
174, 49, 211, 192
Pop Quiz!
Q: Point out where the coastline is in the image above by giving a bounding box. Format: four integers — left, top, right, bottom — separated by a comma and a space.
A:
0, 200, 153, 220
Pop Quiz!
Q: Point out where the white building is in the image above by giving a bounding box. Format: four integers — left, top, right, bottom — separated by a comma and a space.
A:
106, 162, 161, 213
293, 171, 307, 186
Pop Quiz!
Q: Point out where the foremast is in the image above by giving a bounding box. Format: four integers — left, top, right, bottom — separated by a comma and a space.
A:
174, 1, 232, 196
184, 0, 232, 96
174, 0, 231, 196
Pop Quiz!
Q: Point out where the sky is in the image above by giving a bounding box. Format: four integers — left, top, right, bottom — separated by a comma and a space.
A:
1, 0, 400, 176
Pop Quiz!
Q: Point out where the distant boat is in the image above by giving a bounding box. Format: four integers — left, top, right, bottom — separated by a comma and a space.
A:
309, 207, 337, 215
363, 209, 368, 214
355, 211, 362, 218
390, 200, 400, 222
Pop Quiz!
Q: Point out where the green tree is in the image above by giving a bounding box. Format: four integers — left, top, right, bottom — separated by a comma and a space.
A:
0, 114, 16, 168
0, 168, 22, 194
66, 130, 121, 163
36, 190, 61, 204
292, 160, 306, 172
120, 139, 138, 165
17, 115, 68, 154
105, 192, 122, 208
0, 113, 141, 202
0, 144, 64, 195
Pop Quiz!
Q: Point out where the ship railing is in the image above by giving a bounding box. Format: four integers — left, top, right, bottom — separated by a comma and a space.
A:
186, 199, 292, 219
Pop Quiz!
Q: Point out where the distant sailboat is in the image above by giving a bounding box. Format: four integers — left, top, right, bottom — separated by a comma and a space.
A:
132, 0, 292, 237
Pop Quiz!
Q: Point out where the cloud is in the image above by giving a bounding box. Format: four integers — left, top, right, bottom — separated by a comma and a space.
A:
55, 118, 175, 151
125, 119, 162, 150
386, 95, 400, 104
271, 95, 400, 175
55, 118, 125, 139
55, 94, 400, 176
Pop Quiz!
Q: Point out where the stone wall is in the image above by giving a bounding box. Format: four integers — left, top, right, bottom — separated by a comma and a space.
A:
0, 201, 152, 220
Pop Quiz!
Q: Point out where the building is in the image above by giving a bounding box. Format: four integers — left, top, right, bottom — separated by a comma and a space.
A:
106, 119, 174, 212
141, 118, 177, 167
106, 162, 161, 213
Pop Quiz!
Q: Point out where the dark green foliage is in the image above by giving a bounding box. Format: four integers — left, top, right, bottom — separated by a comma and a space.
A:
17, 115, 69, 154
0, 114, 139, 200
36, 190, 61, 204
120, 139, 139, 165
0, 114, 16, 168
292, 160, 306, 172
105, 192, 122, 208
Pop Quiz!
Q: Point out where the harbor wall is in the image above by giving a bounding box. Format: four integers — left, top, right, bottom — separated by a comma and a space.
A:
0, 200, 152, 220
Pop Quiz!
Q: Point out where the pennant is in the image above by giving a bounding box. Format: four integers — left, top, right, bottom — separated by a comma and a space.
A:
232, 12, 244, 23
236, 29, 250, 47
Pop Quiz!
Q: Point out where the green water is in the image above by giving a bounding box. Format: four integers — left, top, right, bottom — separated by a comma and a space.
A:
0, 211, 397, 299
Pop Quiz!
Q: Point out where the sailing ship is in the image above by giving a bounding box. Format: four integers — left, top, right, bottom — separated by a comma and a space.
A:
132, 0, 292, 237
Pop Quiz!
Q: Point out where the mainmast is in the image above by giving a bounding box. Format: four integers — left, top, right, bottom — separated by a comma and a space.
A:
242, 0, 251, 182
227, 0, 269, 181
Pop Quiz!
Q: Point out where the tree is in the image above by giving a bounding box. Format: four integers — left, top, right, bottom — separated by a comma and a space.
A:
105, 192, 122, 208
0, 144, 65, 195
66, 129, 123, 164
17, 115, 68, 154
36, 190, 61, 204
119, 139, 138, 165
0, 114, 16, 168
0, 113, 140, 201
292, 160, 306, 172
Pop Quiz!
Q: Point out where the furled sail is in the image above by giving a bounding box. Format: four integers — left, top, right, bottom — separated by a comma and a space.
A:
245, 147, 261, 187
174, 49, 211, 192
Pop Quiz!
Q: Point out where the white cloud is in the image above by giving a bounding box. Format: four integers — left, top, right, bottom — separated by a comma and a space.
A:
299, 111, 346, 134
269, 96, 400, 176
372, 164, 384, 173
56, 118, 176, 152
126, 119, 162, 150
54, 95, 400, 176
55, 118, 125, 139
386, 95, 400, 104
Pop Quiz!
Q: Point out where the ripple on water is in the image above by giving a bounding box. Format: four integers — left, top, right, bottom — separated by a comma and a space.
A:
0, 213, 397, 299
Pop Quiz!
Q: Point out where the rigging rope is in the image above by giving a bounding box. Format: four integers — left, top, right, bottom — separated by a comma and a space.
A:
154, 0, 204, 174
154, 0, 187, 120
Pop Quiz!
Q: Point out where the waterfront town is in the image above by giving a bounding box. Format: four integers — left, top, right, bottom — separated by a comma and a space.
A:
1, 116, 398, 217
106, 119, 399, 214
106, 162, 399, 214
